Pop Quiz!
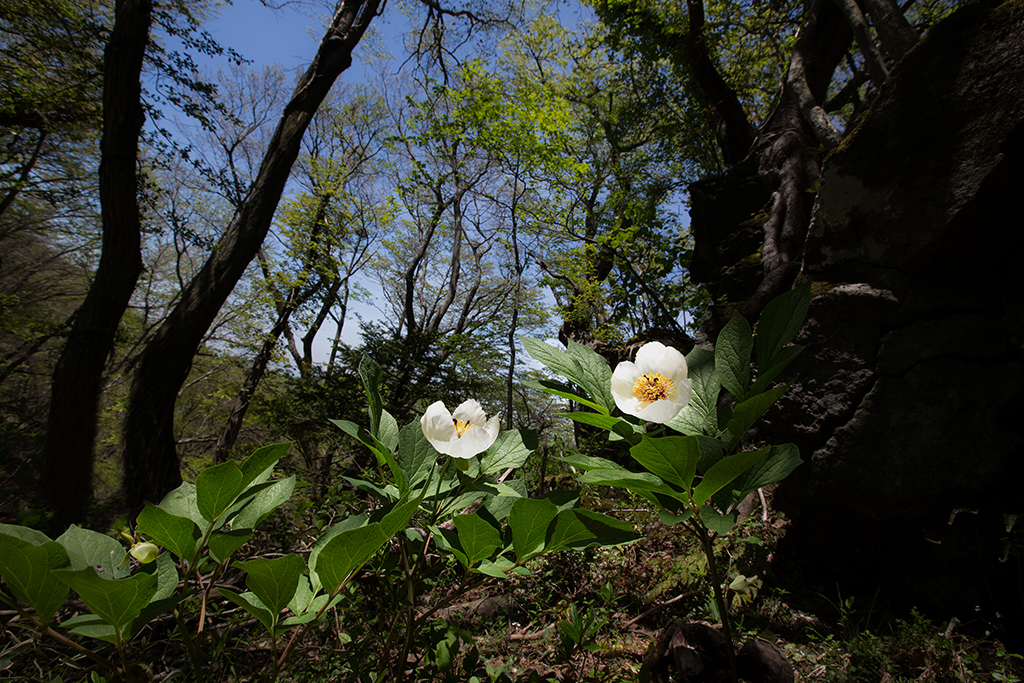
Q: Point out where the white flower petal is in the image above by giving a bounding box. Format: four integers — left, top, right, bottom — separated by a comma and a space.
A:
421, 399, 500, 458
609, 342, 691, 424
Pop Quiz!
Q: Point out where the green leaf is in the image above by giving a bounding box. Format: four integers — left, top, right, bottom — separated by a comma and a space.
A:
667, 348, 720, 437
217, 589, 275, 634
397, 417, 437, 490
509, 498, 558, 561
314, 524, 387, 595
157, 482, 205, 528
0, 523, 51, 546
239, 443, 290, 491
0, 534, 70, 624
333, 419, 407, 494
566, 340, 615, 413
307, 514, 367, 594
474, 556, 516, 579
545, 510, 638, 552
520, 337, 613, 414
208, 530, 254, 564
749, 345, 803, 396
629, 435, 702, 494
577, 468, 685, 503
380, 409, 400, 456
234, 554, 305, 620
691, 450, 769, 507
56, 525, 127, 580
480, 429, 537, 476
658, 508, 694, 526
724, 384, 789, 446
755, 280, 811, 370
562, 412, 642, 443
521, 379, 606, 413
231, 476, 295, 529
733, 443, 802, 495
195, 461, 245, 523
53, 569, 157, 642
716, 312, 753, 400
359, 355, 385, 438
700, 507, 738, 534
453, 514, 502, 567
136, 503, 200, 562
560, 454, 630, 473
60, 614, 118, 644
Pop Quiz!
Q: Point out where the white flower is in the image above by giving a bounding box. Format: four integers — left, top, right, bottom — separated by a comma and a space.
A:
421, 399, 501, 459
611, 341, 692, 423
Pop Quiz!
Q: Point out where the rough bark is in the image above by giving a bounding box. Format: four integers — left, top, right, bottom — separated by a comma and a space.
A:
122, 0, 381, 510
39, 0, 150, 527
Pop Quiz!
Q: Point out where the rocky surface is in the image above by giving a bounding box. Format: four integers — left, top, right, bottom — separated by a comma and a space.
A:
694, 0, 1024, 627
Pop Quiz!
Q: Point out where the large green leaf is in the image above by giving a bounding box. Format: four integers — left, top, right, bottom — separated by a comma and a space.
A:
453, 514, 502, 567
231, 476, 296, 529
208, 530, 254, 564
562, 412, 642, 443
397, 416, 437, 489
716, 311, 753, 400
521, 379, 606, 414
629, 435, 702, 494
334, 418, 406, 494
577, 469, 685, 502
0, 523, 51, 546
733, 443, 802, 495
755, 280, 811, 370
195, 461, 245, 523
217, 589, 275, 634
379, 409, 400, 456
234, 554, 305, 620
0, 534, 70, 624
691, 449, 769, 507
239, 442, 290, 491
480, 429, 537, 476
307, 513, 367, 594
314, 523, 388, 595
136, 503, 200, 562
53, 569, 157, 642
566, 339, 615, 413
158, 482, 205, 528
509, 497, 558, 561
667, 347, 719, 436
545, 510, 638, 552
521, 337, 613, 414
56, 525, 127, 580
724, 384, 789, 447
749, 345, 803, 396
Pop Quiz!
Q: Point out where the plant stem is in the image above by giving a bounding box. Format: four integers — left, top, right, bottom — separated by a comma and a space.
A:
691, 518, 739, 683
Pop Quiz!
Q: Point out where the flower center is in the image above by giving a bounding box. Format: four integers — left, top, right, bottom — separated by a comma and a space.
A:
632, 372, 675, 406
453, 418, 475, 438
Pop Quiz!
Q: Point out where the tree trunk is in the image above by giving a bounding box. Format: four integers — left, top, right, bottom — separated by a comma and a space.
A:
122, 0, 381, 511
39, 0, 150, 528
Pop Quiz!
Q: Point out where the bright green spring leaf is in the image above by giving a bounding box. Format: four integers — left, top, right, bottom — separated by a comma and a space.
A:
629, 435, 702, 494
755, 280, 811, 371
53, 568, 157, 643
0, 533, 70, 624
691, 449, 769, 508
56, 525, 127, 580
234, 554, 305, 621
716, 311, 753, 400
480, 429, 537, 476
135, 503, 200, 562
509, 497, 558, 561
453, 514, 502, 567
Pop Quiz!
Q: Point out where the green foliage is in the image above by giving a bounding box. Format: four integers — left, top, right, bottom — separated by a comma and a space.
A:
524, 281, 812, 682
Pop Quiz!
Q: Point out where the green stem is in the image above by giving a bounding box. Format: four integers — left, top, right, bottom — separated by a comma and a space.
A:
691, 518, 739, 683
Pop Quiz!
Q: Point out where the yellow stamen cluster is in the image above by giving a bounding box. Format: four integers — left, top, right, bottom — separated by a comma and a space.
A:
453, 418, 475, 438
632, 372, 675, 406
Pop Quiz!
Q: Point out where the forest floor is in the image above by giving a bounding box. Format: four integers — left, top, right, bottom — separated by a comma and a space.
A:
3, 486, 1022, 683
